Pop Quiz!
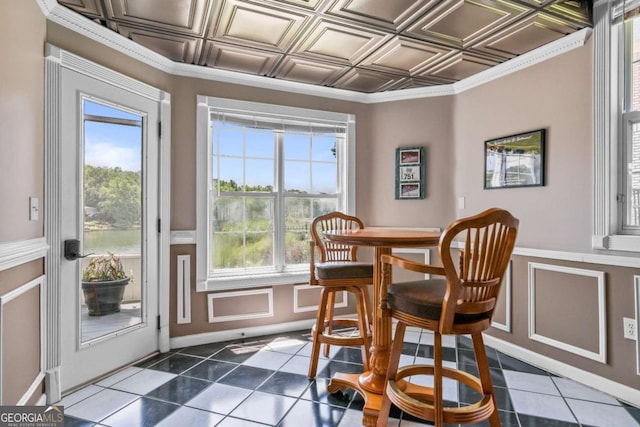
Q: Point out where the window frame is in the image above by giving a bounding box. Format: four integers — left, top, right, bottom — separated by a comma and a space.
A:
195, 96, 356, 291
593, 0, 640, 251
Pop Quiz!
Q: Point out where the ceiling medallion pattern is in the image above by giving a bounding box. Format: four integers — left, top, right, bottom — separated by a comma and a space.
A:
57, 0, 592, 93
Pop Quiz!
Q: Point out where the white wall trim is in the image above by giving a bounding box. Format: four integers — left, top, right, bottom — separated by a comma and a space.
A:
18, 373, 45, 406
207, 288, 274, 323
528, 262, 607, 363
0, 276, 46, 405
484, 334, 640, 407
170, 318, 316, 349
512, 245, 640, 269
0, 238, 48, 272
38, 1, 591, 104
491, 261, 512, 333
176, 255, 191, 324
170, 230, 196, 245
293, 285, 347, 313
635, 275, 640, 375
45, 45, 165, 101
158, 91, 172, 353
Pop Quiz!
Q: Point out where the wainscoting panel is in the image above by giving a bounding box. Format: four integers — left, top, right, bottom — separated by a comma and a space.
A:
635, 275, 640, 376
0, 275, 45, 405
293, 284, 346, 313
491, 261, 512, 332
208, 288, 274, 323
176, 255, 191, 324
528, 262, 606, 363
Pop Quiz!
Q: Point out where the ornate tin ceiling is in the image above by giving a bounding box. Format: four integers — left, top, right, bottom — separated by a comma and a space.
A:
57, 0, 592, 93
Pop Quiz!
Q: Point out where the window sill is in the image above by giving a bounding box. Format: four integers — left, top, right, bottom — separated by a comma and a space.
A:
593, 234, 640, 252
196, 271, 309, 292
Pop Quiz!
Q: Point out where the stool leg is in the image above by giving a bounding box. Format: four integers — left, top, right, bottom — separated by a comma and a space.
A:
377, 321, 407, 427
323, 291, 336, 357
353, 286, 371, 371
362, 285, 373, 331
434, 331, 444, 427
472, 332, 500, 426
309, 287, 331, 378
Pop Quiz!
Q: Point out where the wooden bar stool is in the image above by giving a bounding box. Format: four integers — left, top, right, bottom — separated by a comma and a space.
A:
307, 212, 373, 379
376, 208, 519, 427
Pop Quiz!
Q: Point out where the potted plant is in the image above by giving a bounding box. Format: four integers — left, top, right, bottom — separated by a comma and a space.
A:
81, 252, 130, 316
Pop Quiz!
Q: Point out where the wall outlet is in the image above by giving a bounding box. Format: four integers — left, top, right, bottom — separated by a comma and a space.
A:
624, 317, 637, 340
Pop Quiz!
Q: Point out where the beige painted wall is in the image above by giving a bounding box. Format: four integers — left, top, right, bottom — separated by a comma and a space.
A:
358, 97, 456, 228
0, 1, 47, 405
0, 1, 46, 243
453, 38, 594, 252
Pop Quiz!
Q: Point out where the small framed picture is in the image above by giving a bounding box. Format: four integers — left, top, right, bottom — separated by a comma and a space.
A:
399, 183, 421, 199
399, 166, 419, 181
399, 148, 421, 165
395, 146, 425, 200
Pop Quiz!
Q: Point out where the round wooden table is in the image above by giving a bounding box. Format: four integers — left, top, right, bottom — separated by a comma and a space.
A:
323, 228, 441, 426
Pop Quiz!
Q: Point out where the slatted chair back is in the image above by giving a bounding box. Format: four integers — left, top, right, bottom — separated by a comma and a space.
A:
438, 207, 519, 333
310, 212, 364, 264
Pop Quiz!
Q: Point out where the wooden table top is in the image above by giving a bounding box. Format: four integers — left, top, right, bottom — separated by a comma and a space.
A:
324, 228, 441, 248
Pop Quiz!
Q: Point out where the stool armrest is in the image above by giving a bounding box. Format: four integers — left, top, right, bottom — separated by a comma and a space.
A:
381, 254, 446, 277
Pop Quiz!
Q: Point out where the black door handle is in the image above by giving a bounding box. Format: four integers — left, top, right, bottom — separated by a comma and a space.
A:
64, 239, 92, 261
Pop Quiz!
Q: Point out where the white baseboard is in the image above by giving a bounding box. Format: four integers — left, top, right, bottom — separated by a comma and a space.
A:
484, 334, 640, 407
170, 319, 316, 349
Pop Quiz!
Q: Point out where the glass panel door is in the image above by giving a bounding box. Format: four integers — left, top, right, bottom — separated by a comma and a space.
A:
80, 99, 144, 342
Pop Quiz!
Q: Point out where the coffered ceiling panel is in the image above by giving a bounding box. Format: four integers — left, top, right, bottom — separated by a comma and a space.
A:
426, 52, 500, 80
103, 0, 212, 36
274, 57, 347, 85
332, 68, 403, 92
406, 0, 531, 48
209, 0, 310, 51
325, 0, 437, 31
58, 0, 104, 18
57, 0, 593, 93
291, 19, 390, 65
117, 26, 201, 63
360, 37, 451, 76
474, 12, 583, 58
201, 41, 282, 74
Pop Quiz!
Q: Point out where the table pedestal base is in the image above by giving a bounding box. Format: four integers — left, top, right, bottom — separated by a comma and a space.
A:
328, 372, 383, 427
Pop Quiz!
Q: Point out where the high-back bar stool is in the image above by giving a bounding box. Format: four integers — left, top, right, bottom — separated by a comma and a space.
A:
307, 211, 373, 379
376, 208, 519, 427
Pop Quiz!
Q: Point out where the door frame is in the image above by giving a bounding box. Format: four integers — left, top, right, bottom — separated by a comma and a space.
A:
44, 45, 171, 403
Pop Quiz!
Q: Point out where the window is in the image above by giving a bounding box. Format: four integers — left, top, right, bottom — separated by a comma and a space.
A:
196, 96, 356, 290
594, 0, 640, 251
623, 12, 640, 231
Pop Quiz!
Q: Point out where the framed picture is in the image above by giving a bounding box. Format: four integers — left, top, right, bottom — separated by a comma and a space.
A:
484, 129, 545, 189
399, 182, 421, 198
396, 146, 425, 199
399, 148, 421, 165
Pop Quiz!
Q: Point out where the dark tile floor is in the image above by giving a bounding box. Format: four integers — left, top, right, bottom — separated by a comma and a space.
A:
61, 327, 640, 426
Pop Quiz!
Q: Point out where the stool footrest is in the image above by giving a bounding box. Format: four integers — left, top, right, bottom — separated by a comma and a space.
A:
311, 318, 371, 346
387, 364, 496, 425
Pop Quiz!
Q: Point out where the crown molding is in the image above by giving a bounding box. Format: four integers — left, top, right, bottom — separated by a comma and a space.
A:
38, 0, 592, 104
451, 27, 593, 95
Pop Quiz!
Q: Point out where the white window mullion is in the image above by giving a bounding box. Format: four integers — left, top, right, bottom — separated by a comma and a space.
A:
275, 131, 285, 271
